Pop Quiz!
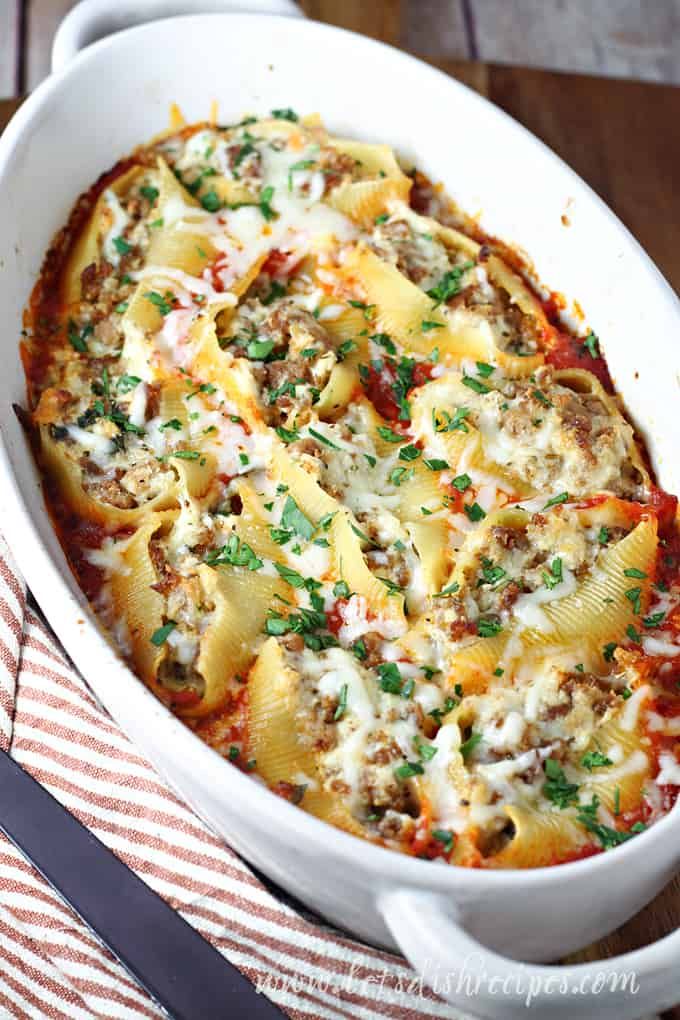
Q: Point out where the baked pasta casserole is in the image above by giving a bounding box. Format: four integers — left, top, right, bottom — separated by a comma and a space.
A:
20, 109, 680, 868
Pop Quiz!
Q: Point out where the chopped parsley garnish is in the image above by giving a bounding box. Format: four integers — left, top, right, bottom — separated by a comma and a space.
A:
394, 761, 424, 780
186, 381, 217, 399
542, 557, 563, 590
233, 140, 257, 171
576, 795, 643, 850
389, 466, 415, 487
581, 750, 614, 771
399, 444, 421, 462
462, 375, 491, 394
421, 320, 444, 332
205, 535, 263, 571
350, 522, 376, 546
480, 557, 506, 586
275, 567, 310, 594
318, 512, 335, 531
268, 379, 300, 404
460, 732, 482, 760
532, 388, 553, 407
271, 107, 298, 121
433, 581, 460, 598
67, 319, 93, 353
424, 458, 449, 471
265, 604, 336, 651
262, 280, 287, 305
582, 331, 600, 359
172, 450, 200, 460
113, 236, 132, 256
337, 339, 358, 360
259, 186, 277, 221
144, 290, 174, 316
348, 299, 376, 321
476, 361, 495, 378
200, 190, 222, 213
308, 427, 339, 449
281, 496, 315, 540
160, 418, 183, 432
150, 621, 177, 646
371, 332, 397, 354
603, 642, 618, 662
477, 618, 502, 637
432, 829, 454, 853
626, 624, 642, 643
543, 759, 579, 809
287, 158, 316, 191
451, 473, 471, 491
464, 502, 486, 522
543, 492, 569, 510
625, 586, 642, 615
421, 665, 440, 681
352, 639, 367, 661
377, 425, 404, 443
377, 576, 405, 596
140, 185, 159, 204
333, 580, 351, 599
333, 683, 349, 721
413, 735, 438, 761
247, 338, 276, 360
624, 567, 647, 579
433, 406, 469, 433
597, 526, 609, 545
269, 527, 293, 545
374, 213, 389, 224
426, 262, 474, 306
643, 611, 666, 628
428, 696, 457, 724
275, 424, 300, 444
376, 662, 410, 697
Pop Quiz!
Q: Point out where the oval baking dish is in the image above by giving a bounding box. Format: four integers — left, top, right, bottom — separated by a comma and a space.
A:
0, 11, 679, 1018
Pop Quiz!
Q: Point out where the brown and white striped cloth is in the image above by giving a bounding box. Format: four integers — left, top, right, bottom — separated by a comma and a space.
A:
0, 535, 462, 1020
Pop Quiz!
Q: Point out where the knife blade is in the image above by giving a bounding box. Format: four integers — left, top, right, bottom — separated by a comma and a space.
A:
0, 750, 286, 1020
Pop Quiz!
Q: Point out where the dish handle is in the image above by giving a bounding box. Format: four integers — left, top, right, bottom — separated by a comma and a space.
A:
51, 0, 304, 73
379, 887, 680, 1019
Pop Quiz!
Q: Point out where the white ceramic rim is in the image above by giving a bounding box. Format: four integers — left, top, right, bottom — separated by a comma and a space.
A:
4, 10, 678, 892
1, 10, 679, 1016
51, 0, 304, 73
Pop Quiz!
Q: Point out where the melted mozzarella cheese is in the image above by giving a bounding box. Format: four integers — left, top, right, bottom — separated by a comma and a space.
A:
656, 751, 680, 786
102, 189, 130, 266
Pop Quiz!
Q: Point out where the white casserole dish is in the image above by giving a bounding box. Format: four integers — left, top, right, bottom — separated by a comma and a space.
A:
1, 6, 679, 1017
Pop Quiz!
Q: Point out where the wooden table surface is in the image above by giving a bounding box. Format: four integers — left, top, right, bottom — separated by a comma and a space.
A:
5, 0, 680, 95
1, 59, 679, 1016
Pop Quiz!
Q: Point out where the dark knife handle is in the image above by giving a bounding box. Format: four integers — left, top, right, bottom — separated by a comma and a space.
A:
0, 751, 285, 1020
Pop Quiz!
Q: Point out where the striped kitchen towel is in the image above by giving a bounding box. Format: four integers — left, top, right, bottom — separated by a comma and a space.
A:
0, 533, 459, 1020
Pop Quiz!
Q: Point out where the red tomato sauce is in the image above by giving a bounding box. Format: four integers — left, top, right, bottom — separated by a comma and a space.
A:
543, 328, 614, 392
410, 812, 452, 862
325, 599, 348, 636
361, 359, 434, 423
